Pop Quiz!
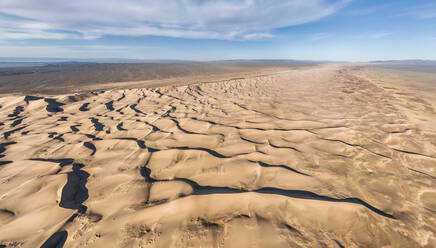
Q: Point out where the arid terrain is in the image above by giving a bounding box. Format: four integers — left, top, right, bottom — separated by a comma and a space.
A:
0, 63, 435, 247
0, 60, 316, 95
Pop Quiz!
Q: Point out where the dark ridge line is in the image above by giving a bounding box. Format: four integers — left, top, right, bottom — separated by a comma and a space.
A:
283, 223, 303, 236
184, 89, 199, 100
24, 95, 43, 104
116, 122, 127, 131
334, 240, 345, 248
70, 126, 79, 132
48, 132, 57, 138
320, 138, 392, 159
169, 118, 200, 135
168, 146, 229, 158
408, 168, 436, 179
231, 101, 305, 124
68, 96, 78, 102
393, 148, 436, 159
311, 126, 348, 131
83, 142, 96, 156
269, 141, 301, 152
143, 121, 161, 132
333, 153, 350, 158
130, 104, 147, 115
0, 161, 13, 166
140, 166, 153, 203
140, 161, 395, 219
255, 187, 395, 219
7, 106, 24, 118
162, 106, 176, 118
115, 137, 146, 149
191, 86, 205, 97
85, 134, 103, 141
115, 106, 125, 113
153, 118, 220, 137
58, 116, 68, 121
90, 117, 104, 131
0, 142, 16, 154
384, 128, 411, 134
190, 117, 217, 125
4, 126, 26, 139
29, 158, 74, 167
44, 98, 65, 113
116, 92, 126, 101
148, 147, 160, 153
240, 136, 264, 145
0, 209, 14, 216
79, 103, 90, 112
154, 89, 164, 98
40, 230, 68, 248
190, 116, 316, 134
10, 118, 23, 128
154, 89, 183, 101
105, 101, 114, 111
53, 134, 65, 142
256, 161, 310, 176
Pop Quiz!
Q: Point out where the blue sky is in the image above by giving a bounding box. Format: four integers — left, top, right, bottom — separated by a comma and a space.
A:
0, 0, 435, 61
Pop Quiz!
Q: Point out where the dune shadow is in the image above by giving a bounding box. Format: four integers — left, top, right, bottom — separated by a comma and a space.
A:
44, 98, 64, 113
40, 231, 68, 248
59, 163, 89, 213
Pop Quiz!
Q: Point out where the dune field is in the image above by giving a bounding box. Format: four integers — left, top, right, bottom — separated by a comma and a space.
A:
0, 64, 435, 247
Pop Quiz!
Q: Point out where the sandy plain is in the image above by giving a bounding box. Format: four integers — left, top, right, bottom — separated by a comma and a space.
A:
0, 64, 435, 247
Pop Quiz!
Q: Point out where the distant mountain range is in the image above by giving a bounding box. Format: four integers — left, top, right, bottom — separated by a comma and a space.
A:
0, 57, 193, 68
2, 58, 434, 69
0, 58, 327, 68
370, 59, 436, 65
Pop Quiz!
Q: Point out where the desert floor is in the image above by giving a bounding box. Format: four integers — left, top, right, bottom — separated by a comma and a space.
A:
0, 64, 435, 248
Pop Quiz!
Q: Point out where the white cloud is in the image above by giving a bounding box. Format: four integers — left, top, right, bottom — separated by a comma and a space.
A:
309, 33, 333, 41
347, 5, 388, 16
399, 4, 436, 19
353, 31, 392, 40
0, 0, 349, 40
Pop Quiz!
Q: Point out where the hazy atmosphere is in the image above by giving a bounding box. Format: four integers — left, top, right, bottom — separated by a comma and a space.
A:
1, 0, 435, 61
0, 1, 435, 248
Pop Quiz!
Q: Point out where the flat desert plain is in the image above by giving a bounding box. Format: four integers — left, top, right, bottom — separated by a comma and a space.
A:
0, 64, 435, 248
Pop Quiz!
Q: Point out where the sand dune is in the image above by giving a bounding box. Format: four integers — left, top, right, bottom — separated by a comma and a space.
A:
0, 64, 435, 247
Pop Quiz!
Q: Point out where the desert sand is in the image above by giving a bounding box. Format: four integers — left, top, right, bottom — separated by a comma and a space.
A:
0, 64, 435, 247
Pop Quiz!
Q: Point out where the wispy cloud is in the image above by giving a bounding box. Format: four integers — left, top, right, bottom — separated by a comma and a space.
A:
353, 31, 392, 40
347, 6, 384, 16
309, 33, 333, 41
0, 0, 349, 41
399, 4, 436, 19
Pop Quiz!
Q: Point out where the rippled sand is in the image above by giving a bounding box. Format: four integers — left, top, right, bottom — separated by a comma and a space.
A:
0, 65, 435, 247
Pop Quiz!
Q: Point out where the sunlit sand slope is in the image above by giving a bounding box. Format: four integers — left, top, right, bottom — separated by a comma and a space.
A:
0, 65, 435, 247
